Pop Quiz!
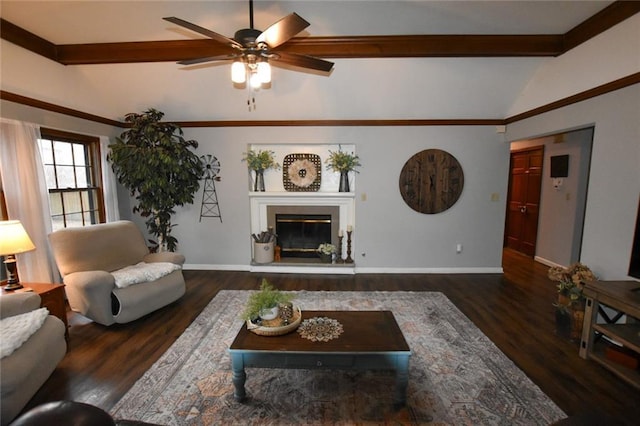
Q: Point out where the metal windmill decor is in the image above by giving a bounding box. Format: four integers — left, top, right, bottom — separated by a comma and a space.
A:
199, 155, 223, 222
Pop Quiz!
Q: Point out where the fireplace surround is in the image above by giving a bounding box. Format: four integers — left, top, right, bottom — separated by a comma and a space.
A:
249, 192, 355, 272
269, 206, 339, 258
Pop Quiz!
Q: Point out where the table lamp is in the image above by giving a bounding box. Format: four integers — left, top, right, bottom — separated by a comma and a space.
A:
0, 220, 36, 291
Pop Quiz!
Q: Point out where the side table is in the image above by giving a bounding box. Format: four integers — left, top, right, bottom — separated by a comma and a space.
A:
579, 280, 640, 389
2, 282, 69, 340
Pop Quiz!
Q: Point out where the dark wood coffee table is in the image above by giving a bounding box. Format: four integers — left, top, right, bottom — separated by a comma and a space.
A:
228, 310, 411, 407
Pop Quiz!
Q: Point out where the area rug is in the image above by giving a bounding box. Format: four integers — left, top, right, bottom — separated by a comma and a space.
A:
109, 291, 566, 425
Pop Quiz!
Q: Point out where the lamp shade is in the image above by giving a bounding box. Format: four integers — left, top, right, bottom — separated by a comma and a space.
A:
0, 220, 36, 256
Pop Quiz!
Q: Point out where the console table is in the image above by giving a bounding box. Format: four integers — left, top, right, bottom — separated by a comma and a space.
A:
579, 280, 640, 389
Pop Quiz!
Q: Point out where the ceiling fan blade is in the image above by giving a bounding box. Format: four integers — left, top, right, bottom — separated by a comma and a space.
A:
256, 13, 310, 49
178, 54, 238, 66
271, 52, 334, 73
163, 16, 242, 49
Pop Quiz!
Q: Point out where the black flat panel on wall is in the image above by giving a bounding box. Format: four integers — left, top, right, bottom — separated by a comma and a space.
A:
550, 155, 569, 178
629, 197, 640, 279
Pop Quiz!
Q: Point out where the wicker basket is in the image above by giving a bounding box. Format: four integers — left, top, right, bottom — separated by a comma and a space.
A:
247, 306, 302, 336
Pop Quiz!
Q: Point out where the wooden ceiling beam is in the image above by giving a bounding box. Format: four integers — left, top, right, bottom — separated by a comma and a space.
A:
563, 0, 640, 52
2, 1, 639, 65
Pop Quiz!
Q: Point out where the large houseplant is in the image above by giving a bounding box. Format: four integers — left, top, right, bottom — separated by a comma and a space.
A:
108, 108, 204, 252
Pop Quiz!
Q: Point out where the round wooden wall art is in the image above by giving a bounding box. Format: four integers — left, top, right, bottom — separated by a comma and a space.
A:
399, 149, 464, 214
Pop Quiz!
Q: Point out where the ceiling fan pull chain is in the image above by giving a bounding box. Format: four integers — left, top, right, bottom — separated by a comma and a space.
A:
247, 89, 257, 111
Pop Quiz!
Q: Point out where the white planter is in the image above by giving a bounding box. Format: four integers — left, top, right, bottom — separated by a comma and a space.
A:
260, 306, 279, 320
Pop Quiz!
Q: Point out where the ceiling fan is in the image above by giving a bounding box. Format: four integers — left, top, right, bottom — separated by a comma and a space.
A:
163, 0, 334, 88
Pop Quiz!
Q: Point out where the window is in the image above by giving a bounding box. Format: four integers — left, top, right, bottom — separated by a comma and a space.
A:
38, 128, 105, 230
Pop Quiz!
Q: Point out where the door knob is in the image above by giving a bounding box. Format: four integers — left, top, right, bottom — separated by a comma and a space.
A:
520, 206, 527, 213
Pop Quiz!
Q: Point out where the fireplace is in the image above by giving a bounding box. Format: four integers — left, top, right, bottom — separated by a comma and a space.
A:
276, 214, 331, 258
267, 205, 339, 259
249, 193, 354, 270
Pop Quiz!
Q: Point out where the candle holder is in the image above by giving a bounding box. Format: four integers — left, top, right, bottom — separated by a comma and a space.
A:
336, 235, 345, 264
345, 231, 354, 264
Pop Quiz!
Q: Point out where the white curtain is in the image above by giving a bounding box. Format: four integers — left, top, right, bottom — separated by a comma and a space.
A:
0, 119, 55, 282
100, 136, 120, 222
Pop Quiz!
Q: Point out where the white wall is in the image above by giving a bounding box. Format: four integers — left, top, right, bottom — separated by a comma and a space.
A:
508, 14, 640, 116
169, 125, 509, 272
506, 85, 640, 280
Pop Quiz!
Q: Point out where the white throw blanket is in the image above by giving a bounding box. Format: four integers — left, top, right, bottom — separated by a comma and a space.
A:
0, 307, 49, 358
111, 262, 181, 288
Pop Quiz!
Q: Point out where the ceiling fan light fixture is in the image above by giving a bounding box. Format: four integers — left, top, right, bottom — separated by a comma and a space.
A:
231, 61, 246, 83
257, 61, 271, 84
249, 70, 263, 89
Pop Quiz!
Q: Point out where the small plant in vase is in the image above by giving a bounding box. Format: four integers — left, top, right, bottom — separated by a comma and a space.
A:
242, 149, 280, 191
242, 279, 295, 323
548, 262, 596, 340
325, 149, 361, 192
317, 243, 337, 263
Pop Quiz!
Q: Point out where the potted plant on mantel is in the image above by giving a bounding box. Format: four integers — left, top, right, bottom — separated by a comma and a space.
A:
242, 149, 281, 192
325, 149, 361, 192
548, 262, 597, 340
242, 279, 295, 322
108, 108, 204, 252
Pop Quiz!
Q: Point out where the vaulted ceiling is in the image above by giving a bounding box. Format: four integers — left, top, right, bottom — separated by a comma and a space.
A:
1, 1, 638, 124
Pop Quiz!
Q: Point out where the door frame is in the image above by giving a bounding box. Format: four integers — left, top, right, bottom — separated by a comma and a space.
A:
504, 145, 544, 256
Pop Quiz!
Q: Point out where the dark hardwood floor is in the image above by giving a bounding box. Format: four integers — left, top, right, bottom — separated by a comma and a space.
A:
23, 249, 640, 424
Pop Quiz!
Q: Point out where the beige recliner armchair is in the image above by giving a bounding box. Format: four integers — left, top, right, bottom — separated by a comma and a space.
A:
0, 292, 67, 425
48, 220, 186, 326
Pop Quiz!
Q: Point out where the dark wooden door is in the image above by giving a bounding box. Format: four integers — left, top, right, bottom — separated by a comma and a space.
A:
505, 147, 543, 256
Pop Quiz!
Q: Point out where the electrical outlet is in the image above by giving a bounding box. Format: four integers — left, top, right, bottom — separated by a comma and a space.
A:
456, 243, 463, 253
361, 192, 367, 202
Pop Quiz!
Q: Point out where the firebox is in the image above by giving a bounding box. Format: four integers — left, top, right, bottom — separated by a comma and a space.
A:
276, 214, 331, 258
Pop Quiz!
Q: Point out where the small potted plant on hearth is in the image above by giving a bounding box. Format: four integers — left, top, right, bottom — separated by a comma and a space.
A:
316, 243, 337, 263
242, 279, 295, 323
325, 149, 361, 192
242, 149, 280, 192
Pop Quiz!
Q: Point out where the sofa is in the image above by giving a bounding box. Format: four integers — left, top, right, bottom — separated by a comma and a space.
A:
0, 292, 67, 425
48, 221, 186, 326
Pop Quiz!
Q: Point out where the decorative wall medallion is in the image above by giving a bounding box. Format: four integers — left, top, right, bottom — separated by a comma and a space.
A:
399, 149, 464, 214
283, 153, 321, 191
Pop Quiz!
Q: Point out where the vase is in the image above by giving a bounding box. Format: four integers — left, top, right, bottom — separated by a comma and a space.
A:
570, 302, 586, 341
339, 170, 350, 192
260, 306, 279, 320
555, 303, 586, 342
319, 253, 332, 263
254, 169, 265, 192
555, 309, 571, 339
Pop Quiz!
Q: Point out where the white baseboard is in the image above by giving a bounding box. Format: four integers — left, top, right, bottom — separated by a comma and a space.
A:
534, 256, 564, 268
184, 264, 503, 275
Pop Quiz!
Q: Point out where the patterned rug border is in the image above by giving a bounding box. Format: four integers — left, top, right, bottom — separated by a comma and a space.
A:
106, 290, 567, 425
